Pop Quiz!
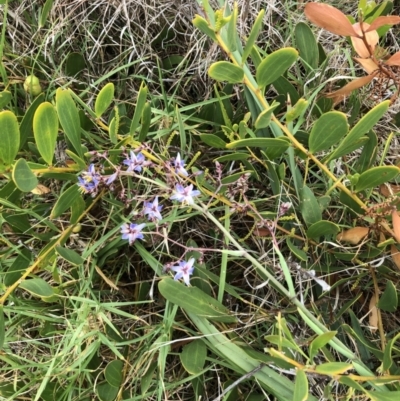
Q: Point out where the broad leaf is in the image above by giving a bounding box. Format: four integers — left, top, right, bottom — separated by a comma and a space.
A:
180, 340, 207, 374
293, 369, 308, 401
256, 48, 298, 88
226, 137, 290, 149
12, 158, 38, 192
309, 111, 348, 153
255, 102, 280, 129
55, 246, 84, 266
295, 22, 319, 70
208, 61, 244, 84
50, 184, 81, 219
95, 83, 114, 118
315, 362, 353, 375
242, 10, 265, 62
304, 3, 358, 37
355, 166, 399, 192
0, 90, 11, 109
300, 186, 322, 226
377, 280, 397, 312
33, 102, 58, 165
104, 360, 124, 387
306, 220, 340, 240
0, 110, 20, 165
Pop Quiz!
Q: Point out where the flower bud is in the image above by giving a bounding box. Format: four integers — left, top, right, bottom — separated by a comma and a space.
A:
23, 75, 42, 96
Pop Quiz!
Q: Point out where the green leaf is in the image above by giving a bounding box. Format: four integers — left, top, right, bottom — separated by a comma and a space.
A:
226, 137, 290, 150
315, 362, 353, 375
158, 278, 237, 323
377, 280, 398, 312
39, 0, 54, 27
221, 171, 253, 185
208, 61, 244, 84
327, 100, 390, 161
96, 383, 119, 401
242, 10, 265, 63
273, 76, 300, 104
175, 105, 186, 151
265, 335, 301, 352
130, 82, 147, 136
199, 134, 227, 148
0, 306, 5, 350
369, 392, 400, 401
309, 332, 337, 361
105, 360, 124, 387
138, 102, 151, 142
355, 166, 399, 192
226, 4, 238, 52
286, 99, 308, 122
20, 93, 44, 148
354, 130, 378, 173
192, 15, 217, 42
293, 369, 308, 401
295, 22, 319, 71
12, 158, 38, 192
95, 83, 114, 118
55, 245, 84, 266
0, 90, 11, 108
308, 111, 348, 154
65, 52, 86, 76
180, 340, 207, 374
286, 239, 308, 262
50, 184, 81, 219
300, 186, 322, 226
256, 48, 298, 88
215, 153, 249, 162
33, 102, 59, 165
65, 149, 87, 170
255, 102, 280, 129
19, 277, 55, 299
306, 221, 340, 240
0, 110, 20, 165
56, 88, 83, 158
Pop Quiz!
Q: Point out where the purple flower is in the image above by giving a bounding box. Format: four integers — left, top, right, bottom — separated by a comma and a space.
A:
120, 222, 146, 245
144, 196, 163, 221
170, 258, 195, 286
123, 151, 148, 173
77, 164, 101, 194
170, 184, 201, 205
105, 171, 118, 185
173, 153, 188, 176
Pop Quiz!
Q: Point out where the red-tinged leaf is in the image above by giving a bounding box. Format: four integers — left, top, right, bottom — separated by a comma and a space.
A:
354, 58, 379, 74
366, 16, 400, 32
351, 22, 379, 58
392, 210, 400, 243
385, 51, 400, 67
304, 3, 358, 37
325, 73, 376, 99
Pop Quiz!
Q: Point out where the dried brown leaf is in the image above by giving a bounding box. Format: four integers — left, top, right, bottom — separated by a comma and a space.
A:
379, 183, 400, 197
385, 51, 400, 66
326, 73, 376, 99
369, 293, 378, 333
336, 227, 369, 244
391, 209, 400, 243
31, 184, 51, 195
366, 16, 400, 32
354, 57, 379, 74
304, 3, 358, 37
351, 23, 379, 58
391, 244, 400, 270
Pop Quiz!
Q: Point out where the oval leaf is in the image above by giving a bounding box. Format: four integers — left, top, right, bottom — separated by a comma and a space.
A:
304, 3, 358, 37
293, 369, 308, 401
226, 137, 290, 149
199, 133, 227, 149
56, 88, 82, 158
95, 83, 115, 118
256, 48, 298, 88
0, 90, 12, 109
33, 102, 59, 165
367, 16, 400, 32
295, 22, 319, 70
12, 158, 38, 192
208, 61, 244, 84
309, 111, 348, 153
255, 103, 280, 129
55, 245, 84, 266
158, 278, 237, 323
105, 360, 124, 388
306, 220, 340, 240
0, 110, 20, 165
300, 186, 322, 226
355, 166, 399, 192
19, 277, 55, 298
315, 362, 353, 375
180, 340, 207, 374
309, 331, 337, 360
50, 184, 81, 219
351, 22, 379, 58
336, 227, 369, 244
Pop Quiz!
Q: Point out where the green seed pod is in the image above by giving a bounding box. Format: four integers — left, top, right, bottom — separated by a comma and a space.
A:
23, 75, 42, 96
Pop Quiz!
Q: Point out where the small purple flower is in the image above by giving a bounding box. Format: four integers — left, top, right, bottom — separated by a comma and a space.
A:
173, 153, 188, 176
105, 171, 119, 186
123, 151, 148, 173
170, 258, 195, 286
120, 222, 146, 245
170, 184, 201, 205
144, 196, 163, 221
77, 164, 101, 194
